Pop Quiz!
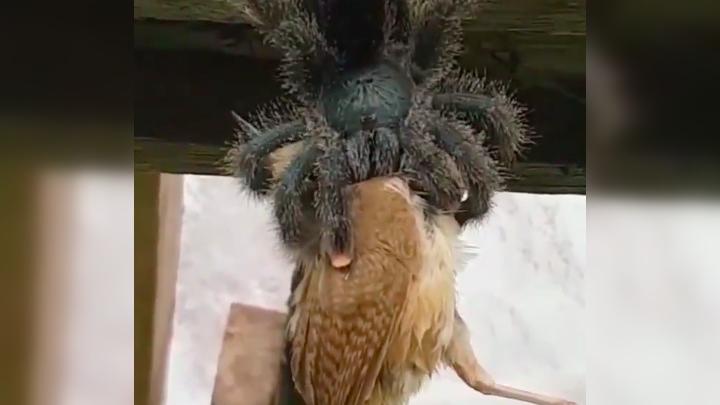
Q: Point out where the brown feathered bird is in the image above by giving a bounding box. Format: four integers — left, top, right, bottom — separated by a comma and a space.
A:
274, 174, 575, 405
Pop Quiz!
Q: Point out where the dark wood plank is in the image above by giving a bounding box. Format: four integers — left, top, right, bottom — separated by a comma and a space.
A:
135, 0, 586, 31
134, 137, 586, 194
134, 49, 585, 166
134, 172, 161, 405
135, 172, 185, 405
134, 0, 586, 77
0, 172, 39, 405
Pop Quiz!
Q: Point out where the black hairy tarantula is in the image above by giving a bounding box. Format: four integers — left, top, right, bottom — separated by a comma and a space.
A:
226, 0, 530, 260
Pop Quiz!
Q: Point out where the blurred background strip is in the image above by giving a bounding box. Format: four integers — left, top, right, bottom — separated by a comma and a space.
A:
30, 172, 74, 405
2, 170, 133, 405
0, 171, 40, 405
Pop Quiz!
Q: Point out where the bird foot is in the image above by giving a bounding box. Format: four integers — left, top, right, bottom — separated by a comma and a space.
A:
448, 313, 577, 405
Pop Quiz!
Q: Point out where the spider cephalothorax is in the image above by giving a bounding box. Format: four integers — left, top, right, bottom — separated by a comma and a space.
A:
226, 0, 530, 260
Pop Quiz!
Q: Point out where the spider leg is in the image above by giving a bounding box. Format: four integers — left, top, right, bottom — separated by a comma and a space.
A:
398, 125, 466, 213
315, 135, 353, 263
432, 91, 530, 165
430, 119, 501, 226
408, 0, 484, 85
370, 127, 401, 177
235, 117, 307, 194
274, 143, 321, 248
344, 130, 371, 182
340, 127, 402, 184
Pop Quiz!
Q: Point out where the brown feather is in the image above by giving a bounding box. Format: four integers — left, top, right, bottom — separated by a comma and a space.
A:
289, 178, 425, 405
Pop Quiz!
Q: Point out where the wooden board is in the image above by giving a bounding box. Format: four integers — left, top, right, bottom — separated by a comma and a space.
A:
134, 0, 586, 77
135, 172, 185, 405
0, 172, 39, 405
212, 303, 287, 405
134, 137, 586, 194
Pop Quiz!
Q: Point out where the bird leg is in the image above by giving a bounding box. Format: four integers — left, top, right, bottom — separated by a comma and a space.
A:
445, 312, 577, 405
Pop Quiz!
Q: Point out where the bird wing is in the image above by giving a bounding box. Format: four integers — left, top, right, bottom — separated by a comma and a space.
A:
290, 251, 413, 405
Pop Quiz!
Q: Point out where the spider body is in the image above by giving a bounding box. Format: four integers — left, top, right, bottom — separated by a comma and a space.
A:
227, 0, 531, 262
321, 62, 412, 134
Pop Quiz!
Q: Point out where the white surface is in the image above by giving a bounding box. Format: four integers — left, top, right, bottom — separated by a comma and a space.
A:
588, 197, 720, 405
54, 171, 134, 405
166, 175, 586, 405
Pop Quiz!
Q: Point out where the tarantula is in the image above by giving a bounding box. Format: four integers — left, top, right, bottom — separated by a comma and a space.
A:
226, 0, 529, 262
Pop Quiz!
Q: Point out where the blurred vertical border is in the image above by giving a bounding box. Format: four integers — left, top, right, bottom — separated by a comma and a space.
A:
0, 0, 133, 403
0, 171, 40, 405
589, 2, 720, 404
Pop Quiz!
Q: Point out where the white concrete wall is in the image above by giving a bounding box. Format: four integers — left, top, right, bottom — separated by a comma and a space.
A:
588, 198, 720, 405
166, 175, 586, 405
43, 171, 134, 405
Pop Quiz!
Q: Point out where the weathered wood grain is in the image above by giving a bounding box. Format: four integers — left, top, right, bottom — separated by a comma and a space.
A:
212, 304, 287, 405
134, 0, 585, 32
134, 0, 586, 76
134, 137, 586, 194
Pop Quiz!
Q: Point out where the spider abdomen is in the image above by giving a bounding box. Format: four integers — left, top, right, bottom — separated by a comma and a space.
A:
321, 62, 413, 134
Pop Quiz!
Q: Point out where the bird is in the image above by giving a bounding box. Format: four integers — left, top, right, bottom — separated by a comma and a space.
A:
271, 174, 575, 405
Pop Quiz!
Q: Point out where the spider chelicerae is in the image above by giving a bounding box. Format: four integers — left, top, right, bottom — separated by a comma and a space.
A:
226, 0, 530, 260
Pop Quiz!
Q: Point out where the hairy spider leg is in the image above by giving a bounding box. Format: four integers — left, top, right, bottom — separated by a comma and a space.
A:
369, 127, 401, 177
432, 91, 530, 165
430, 119, 499, 225
315, 134, 354, 265
407, 0, 485, 83
343, 130, 372, 182
397, 124, 466, 213
274, 143, 322, 247
236, 118, 307, 193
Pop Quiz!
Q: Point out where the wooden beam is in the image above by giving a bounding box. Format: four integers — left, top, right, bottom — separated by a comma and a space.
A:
135, 0, 586, 30
135, 172, 185, 405
134, 137, 586, 194
134, 0, 587, 78
135, 172, 160, 405
0, 172, 39, 405
133, 21, 585, 83
150, 174, 184, 405
133, 0, 586, 79
135, 0, 248, 23
212, 304, 287, 405
135, 49, 585, 167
